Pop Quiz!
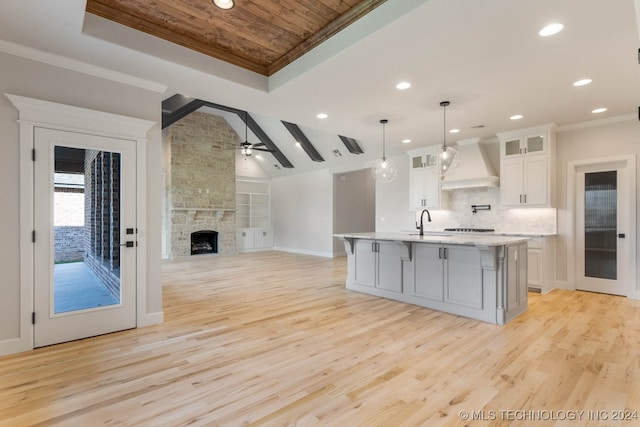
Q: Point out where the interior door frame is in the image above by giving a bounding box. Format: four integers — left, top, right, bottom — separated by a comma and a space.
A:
5, 94, 155, 355
567, 155, 636, 298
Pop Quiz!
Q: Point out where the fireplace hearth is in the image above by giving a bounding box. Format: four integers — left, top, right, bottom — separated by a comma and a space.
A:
191, 230, 218, 255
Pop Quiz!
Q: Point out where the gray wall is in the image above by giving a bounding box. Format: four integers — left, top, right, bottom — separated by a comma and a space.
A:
333, 169, 375, 254
0, 52, 163, 343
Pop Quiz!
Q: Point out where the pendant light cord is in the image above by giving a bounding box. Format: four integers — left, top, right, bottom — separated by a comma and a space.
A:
380, 119, 388, 161
440, 100, 449, 151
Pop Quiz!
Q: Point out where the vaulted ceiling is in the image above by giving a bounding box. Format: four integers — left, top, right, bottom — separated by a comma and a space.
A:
85, 0, 387, 76
1, 0, 639, 179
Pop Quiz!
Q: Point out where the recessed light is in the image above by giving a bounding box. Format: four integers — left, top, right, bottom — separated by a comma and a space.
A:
510, 114, 523, 120
449, 129, 460, 134
539, 23, 564, 37
295, 142, 302, 148
592, 107, 607, 114
573, 78, 592, 87
396, 81, 411, 90
316, 113, 328, 119
213, 0, 234, 10
402, 139, 412, 144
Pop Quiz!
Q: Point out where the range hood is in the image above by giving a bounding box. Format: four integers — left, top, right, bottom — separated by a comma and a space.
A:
440, 138, 500, 190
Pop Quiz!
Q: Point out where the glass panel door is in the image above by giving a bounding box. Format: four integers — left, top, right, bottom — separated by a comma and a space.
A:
584, 171, 617, 280
34, 127, 136, 348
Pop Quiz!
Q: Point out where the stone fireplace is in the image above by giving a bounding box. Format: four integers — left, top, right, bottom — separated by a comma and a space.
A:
164, 111, 237, 257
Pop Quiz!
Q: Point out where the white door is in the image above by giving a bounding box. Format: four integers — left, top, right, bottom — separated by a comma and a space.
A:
576, 163, 629, 296
34, 127, 137, 347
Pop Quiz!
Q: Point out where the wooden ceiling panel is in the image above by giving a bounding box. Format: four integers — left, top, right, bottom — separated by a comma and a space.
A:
86, 0, 388, 76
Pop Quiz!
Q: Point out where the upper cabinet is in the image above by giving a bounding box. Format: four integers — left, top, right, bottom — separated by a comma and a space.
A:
497, 124, 556, 208
407, 147, 449, 210
502, 134, 547, 158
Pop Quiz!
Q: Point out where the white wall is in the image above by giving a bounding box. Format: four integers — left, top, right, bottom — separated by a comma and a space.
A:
272, 169, 334, 257
555, 118, 640, 291
375, 154, 414, 232
0, 52, 163, 346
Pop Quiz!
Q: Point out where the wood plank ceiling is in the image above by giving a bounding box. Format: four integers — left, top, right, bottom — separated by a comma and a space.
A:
86, 0, 388, 76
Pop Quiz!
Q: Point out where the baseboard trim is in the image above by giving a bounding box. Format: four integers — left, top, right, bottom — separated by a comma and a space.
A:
137, 311, 164, 327
0, 336, 32, 357
272, 247, 335, 258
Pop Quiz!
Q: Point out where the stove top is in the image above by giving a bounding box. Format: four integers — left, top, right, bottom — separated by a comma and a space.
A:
444, 228, 495, 233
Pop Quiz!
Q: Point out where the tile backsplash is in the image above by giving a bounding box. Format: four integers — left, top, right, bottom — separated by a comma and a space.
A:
416, 187, 556, 234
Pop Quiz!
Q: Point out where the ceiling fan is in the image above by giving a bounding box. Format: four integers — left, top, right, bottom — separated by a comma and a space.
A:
229, 111, 275, 157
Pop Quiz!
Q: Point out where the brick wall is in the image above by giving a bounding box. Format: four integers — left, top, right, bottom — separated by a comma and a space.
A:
83, 149, 121, 299
166, 112, 237, 257
54, 226, 84, 262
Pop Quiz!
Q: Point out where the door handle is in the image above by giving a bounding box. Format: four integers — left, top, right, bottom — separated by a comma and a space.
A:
120, 241, 135, 247
618, 233, 626, 238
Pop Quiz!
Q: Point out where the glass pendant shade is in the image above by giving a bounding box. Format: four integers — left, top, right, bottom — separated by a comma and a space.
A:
372, 156, 398, 183
430, 100, 459, 178
372, 119, 397, 183
434, 146, 460, 179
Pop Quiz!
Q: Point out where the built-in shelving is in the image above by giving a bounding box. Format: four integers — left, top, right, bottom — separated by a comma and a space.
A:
236, 178, 273, 251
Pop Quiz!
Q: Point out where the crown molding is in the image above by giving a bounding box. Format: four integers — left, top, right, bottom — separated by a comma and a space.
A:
0, 39, 167, 94
558, 114, 636, 132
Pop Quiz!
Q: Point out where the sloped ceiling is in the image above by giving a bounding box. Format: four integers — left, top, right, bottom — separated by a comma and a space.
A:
0, 0, 638, 179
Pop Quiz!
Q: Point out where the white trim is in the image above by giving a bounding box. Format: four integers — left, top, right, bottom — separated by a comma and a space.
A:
566, 155, 637, 298
558, 114, 636, 133
3, 94, 159, 356
6, 94, 155, 139
136, 136, 149, 326
273, 247, 335, 258
137, 311, 164, 328
0, 40, 167, 94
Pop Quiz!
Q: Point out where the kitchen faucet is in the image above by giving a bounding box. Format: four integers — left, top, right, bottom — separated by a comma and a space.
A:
416, 209, 432, 236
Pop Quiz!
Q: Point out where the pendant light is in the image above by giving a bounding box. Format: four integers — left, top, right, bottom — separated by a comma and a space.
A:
371, 119, 398, 183
432, 101, 460, 179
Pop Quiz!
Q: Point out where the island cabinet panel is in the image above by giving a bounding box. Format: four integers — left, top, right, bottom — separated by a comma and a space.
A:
444, 245, 483, 309
504, 244, 528, 322
354, 240, 376, 287
413, 243, 444, 301
336, 233, 529, 324
353, 240, 403, 293
377, 242, 404, 293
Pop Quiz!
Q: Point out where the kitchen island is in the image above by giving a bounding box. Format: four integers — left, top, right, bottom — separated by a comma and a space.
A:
334, 232, 529, 324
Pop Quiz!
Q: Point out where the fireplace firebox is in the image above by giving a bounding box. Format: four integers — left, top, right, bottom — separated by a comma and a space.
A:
191, 230, 218, 255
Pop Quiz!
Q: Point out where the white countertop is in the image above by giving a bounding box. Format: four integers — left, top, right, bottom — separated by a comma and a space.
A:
403, 230, 556, 237
334, 232, 530, 246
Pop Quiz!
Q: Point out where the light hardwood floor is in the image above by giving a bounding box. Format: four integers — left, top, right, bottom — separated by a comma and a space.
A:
1, 251, 639, 426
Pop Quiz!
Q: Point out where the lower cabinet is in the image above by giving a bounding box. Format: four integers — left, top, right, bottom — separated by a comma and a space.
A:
342, 237, 529, 324
414, 244, 482, 308
236, 228, 273, 252
526, 236, 555, 293
353, 239, 403, 293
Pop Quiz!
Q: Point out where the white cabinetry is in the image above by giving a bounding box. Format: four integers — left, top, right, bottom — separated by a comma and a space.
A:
498, 124, 556, 208
236, 178, 273, 251
407, 147, 448, 210
526, 236, 556, 293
